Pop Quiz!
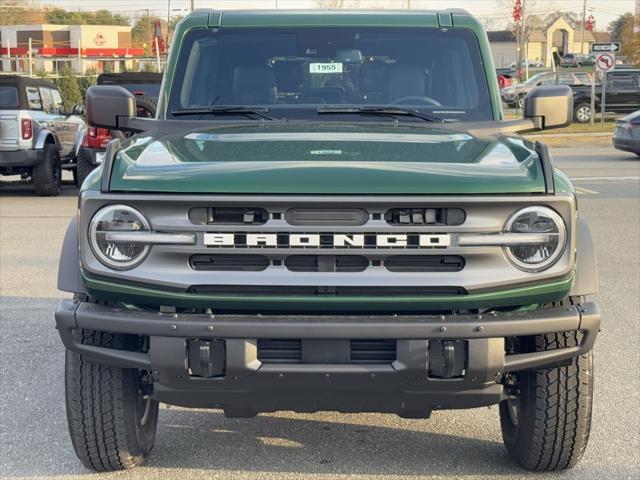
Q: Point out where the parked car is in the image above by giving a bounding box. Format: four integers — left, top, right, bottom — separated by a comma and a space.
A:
501, 71, 592, 108
612, 110, 640, 156
0, 75, 85, 195
571, 69, 640, 123
55, 8, 600, 473
576, 54, 595, 66
75, 72, 161, 185
560, 53, 579, 68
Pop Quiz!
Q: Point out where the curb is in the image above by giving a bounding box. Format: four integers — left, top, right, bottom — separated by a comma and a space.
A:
526, 132, 612, 139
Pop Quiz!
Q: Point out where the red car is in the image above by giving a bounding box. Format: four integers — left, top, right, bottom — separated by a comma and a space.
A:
75, 72, 161, 185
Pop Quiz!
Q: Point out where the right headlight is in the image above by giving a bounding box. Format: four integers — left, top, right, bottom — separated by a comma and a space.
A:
504, 206, 567, 272
89, 204, 150, 270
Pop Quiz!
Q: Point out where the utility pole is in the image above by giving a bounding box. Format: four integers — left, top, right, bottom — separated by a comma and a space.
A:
191, 0, 195, 12
146, 9, 151, 56
166, 0, 171, 49
580, 0, 587, 55
28, 37, 32, 78
521, 0, 528, 79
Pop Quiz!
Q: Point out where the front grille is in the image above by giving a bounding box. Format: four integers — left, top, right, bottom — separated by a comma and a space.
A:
350, 339, 397, 364
190, 254, 270, 271
285, 208, 368, 226
188, 285, 466, 296
257, 339, 302, 364
385, 255, 465, 272
189, 207, 269, 225
285, 255, 369, 272
257, 339, 397, 365
385, 208, 466, 226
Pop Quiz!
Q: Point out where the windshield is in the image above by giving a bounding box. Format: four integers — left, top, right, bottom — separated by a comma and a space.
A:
168, 27, 493, 122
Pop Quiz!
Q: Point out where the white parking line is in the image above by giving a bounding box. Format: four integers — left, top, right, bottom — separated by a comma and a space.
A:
574, 187, 599, 195
571, 176, 640, 181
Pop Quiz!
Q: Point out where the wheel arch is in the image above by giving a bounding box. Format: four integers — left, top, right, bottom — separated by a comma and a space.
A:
58, 216, 87, 294
34, 129, 60, 150
569, 218, 599, 296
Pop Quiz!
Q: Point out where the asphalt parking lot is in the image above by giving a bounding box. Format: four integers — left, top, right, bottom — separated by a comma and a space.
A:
1, 146, 639, 480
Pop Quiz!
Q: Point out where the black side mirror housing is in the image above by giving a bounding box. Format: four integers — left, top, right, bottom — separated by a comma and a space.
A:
524, 85, 573, 130
86, 85, 135, 130
71, 104, 84, 116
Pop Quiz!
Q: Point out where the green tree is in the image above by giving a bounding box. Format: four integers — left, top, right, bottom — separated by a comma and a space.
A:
54, 68, 83, 109
608, 12, 633, 41
78, 68, 98, 102
0, 0, 45, 25
45, 7, 129, 26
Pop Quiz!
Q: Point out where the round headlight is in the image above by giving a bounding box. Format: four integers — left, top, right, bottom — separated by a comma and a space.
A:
504, 206, 566, 272
89, 205, 150, 269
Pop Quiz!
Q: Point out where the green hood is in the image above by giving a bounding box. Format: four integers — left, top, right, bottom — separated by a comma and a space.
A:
107, 123, 545, 194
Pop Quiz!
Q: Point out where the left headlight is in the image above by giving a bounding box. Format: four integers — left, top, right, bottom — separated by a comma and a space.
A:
504, 206, 567, 272
89, 204, 150, 270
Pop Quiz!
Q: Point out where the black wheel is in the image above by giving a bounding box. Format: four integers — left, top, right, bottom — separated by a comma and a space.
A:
65, 330, 159, 471
500, 332, 593, 471
574, 103, 592, 123
112, 95, 157, 141
76, 148, 97, 187
32, 143, 61, 196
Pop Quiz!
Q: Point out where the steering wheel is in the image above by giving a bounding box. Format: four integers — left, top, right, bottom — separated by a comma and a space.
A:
390, 96, 442, 106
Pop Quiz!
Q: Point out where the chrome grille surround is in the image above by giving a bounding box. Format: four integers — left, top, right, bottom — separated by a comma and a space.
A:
78, 191, 577, 294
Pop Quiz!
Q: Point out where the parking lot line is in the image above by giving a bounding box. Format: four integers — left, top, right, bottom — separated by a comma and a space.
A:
574, 186, 599, 195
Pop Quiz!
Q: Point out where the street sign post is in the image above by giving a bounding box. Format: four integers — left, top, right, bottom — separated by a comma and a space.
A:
595, 53, 616, 73
592, 43, 621, 53
594, 54, 615, 129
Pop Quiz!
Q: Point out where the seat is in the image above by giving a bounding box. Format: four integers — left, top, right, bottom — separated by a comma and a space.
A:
232, 65, 277, 105
385, 64, 426, 102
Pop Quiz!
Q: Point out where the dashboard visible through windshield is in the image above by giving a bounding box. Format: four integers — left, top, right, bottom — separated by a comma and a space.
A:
167, 27, 493, 122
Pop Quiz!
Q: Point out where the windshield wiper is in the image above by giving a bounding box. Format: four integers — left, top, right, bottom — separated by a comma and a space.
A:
317, 106, 445, 123
170, 106, 280, 121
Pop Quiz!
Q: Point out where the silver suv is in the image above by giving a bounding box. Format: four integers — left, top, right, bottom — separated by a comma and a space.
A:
0, 75, 85, 196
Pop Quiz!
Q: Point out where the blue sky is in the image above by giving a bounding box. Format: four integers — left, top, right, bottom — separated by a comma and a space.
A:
40, 0, 637, 30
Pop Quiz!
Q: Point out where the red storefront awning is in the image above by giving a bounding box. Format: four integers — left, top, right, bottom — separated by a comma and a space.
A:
1, 47, 145, 57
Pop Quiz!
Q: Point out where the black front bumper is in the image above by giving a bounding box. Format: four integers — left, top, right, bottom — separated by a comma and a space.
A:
55, 300, 600, 417
0, 149, 42, 168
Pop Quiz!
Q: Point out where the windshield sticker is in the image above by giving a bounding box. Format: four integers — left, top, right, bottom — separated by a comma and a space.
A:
309, 63, 343, 74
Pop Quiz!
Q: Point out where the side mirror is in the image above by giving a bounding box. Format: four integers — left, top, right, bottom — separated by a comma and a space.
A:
86, 85, 135, 130
71, 104, 84, 116
524, 85, 573, 130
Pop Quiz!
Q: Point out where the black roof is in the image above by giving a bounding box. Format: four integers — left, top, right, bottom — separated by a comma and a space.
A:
0, 75, 57, 89
97, 72, 163, 85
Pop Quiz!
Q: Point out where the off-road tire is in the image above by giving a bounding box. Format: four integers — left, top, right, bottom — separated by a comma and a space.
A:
32, 143, 61, 196
75, 149, 96, 187
574, 103, 593, 124
65, 330, 159, 471
500, 331, 593, 471
112, 95, 157, 141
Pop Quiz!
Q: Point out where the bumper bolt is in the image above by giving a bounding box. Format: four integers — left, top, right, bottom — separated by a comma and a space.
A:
170, 324, 177, 330
439, 326, 447, 333
476, 326, 484, 332
277, 373, 284, 378
207, 325, 214, 331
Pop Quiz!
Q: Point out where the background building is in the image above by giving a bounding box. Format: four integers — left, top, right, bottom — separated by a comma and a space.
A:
488, 14, 600, 68
0, 24, 145, 74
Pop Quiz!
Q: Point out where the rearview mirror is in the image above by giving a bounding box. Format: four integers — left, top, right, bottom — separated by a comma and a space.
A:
86, 85, 135, 130
523, 85, 573, 130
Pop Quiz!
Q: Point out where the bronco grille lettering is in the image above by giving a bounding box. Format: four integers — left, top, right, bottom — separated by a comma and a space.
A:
203, 233, 452, 248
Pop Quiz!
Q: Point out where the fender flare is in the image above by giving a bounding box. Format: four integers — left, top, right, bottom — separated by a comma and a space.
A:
57, 217, 87, 294
569, 218, 599, 296
72, 124, 87, 159
34, 129, 60, 150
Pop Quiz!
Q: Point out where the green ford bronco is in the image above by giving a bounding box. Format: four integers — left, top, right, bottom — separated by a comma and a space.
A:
55, 9, 600, 472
